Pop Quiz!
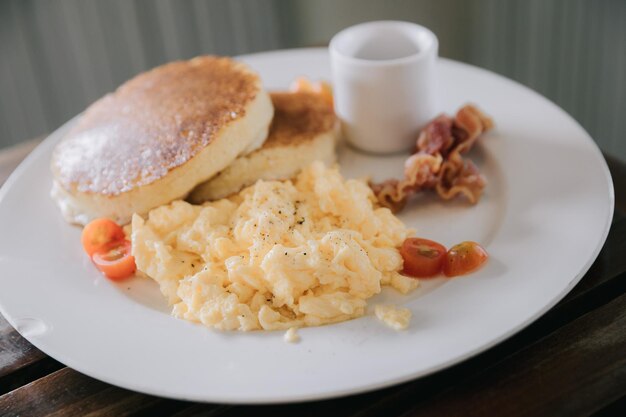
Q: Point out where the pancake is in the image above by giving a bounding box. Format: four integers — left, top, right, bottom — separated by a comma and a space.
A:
188, 91, 338, 203
51, 56, 273, 225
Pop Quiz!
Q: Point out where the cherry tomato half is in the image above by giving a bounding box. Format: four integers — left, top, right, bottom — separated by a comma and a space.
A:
289, 77, 334, 110
316, 81, 334, 110
92, 240, 136, 281
81, 218, 125, 257
443, 241, 488, 277
290, 76, 315, 93
400, 238, 447, 278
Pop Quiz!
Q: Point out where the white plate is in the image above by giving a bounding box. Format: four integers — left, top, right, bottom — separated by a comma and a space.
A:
0, 48, 613, 404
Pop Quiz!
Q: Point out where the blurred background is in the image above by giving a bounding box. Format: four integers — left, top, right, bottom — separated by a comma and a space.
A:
0, 0, 624, 160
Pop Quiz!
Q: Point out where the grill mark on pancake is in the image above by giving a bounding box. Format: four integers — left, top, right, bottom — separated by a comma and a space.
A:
52, 56, 260, 196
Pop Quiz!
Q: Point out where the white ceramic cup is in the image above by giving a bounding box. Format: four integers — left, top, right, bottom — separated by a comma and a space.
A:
329, 21, 440, 154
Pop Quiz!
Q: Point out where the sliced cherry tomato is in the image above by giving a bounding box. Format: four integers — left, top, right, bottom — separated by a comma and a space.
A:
81, 218, 125, 257
400, 238, 447, 278
316, 81, 334, 110
290, 77, 334, 110
92, 240, 136, 281
443, 241, 488, 277
290, 76, 315, 93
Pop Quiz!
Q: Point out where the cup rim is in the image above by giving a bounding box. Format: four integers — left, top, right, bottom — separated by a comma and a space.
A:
329, 20, 438, 67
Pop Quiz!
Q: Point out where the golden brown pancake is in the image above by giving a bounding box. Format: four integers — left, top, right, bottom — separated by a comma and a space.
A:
264, 91, 336, 148
188, 91, 338, 203
51, 56, 273, 225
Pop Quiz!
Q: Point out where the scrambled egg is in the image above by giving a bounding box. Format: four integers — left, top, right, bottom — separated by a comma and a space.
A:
374, 304, 412, 331
284, 327, 300, 343
131, 162, 418, 331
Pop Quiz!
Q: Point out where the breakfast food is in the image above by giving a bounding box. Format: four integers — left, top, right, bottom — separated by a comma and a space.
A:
399, 237, 488, 278
51, 56, 274, 225
442, 241, 488, 277
81, 218, 135, 280
374, 304, 411, 331
284, 327, 300, 343
131, 162, 419, 331
289, 77, 334, 109
189, 91, 338, 203
370, 104, 493, 212
62, 60, 492, 336
399, 238, 447, 278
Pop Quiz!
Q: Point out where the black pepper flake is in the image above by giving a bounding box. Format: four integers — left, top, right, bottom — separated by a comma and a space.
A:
297, 218, 305, 225
304, 252, 307, 255
284, 252, 288, 255
191, 263, 195, 268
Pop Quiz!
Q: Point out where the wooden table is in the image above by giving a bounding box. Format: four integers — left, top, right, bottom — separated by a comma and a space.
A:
1, 139, 625, 417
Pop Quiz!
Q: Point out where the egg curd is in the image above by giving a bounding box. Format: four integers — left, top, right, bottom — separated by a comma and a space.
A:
131, 162, 418, 331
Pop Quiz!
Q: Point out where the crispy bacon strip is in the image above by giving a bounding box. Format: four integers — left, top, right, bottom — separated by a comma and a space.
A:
370, 153, 442, 212
370, 104, 493, 212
